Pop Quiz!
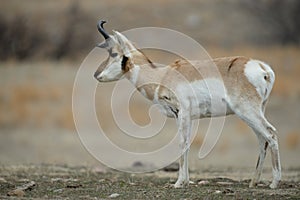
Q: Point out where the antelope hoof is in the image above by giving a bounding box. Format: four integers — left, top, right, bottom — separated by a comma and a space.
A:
249, 180, 257, 188
174, 180, 189, 188
269, 182, 278, 189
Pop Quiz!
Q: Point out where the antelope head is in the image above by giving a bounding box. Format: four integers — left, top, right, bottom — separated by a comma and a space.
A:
94, 20, 136, 82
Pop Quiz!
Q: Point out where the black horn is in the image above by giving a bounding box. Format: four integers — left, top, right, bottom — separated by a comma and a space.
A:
97, 20, 110, 39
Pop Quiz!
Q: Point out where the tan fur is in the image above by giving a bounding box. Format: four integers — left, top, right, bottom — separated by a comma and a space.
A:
216, 56, 261, 103
126, 53, 261, 105
125, 51, 167, 101
137, 84, 157, 100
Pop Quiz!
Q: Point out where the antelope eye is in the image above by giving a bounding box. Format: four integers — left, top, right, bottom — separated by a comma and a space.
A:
111, 52, 118, 58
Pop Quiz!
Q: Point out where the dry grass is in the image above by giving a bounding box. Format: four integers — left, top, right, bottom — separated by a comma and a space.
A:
10, 84, 63, 127
57, 107, 75, 131
285, 131, 300, 149
0, 62, 75, 130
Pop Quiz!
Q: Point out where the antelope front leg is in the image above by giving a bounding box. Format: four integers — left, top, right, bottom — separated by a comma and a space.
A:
174, 109, 192, 188
175, 146, 190, 188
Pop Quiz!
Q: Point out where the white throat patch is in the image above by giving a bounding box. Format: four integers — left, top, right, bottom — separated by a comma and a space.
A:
129, 65, 140, 85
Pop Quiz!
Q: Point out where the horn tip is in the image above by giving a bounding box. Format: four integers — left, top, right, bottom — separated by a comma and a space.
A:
99, 20, 106, 25
97, 20, 110, 39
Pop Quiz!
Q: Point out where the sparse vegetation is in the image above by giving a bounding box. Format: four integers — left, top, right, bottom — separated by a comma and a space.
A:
1, 165, 300, 199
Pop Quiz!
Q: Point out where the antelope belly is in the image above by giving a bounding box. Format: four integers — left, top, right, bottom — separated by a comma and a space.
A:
176, 79, 231, 119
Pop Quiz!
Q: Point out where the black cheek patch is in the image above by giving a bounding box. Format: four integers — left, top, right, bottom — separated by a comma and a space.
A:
121, 56, 129, 71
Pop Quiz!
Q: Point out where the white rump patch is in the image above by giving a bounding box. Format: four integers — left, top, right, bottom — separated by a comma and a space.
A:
244, 60, 275, 99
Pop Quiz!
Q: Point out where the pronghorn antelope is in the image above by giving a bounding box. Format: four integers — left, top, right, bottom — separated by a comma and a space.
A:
94, 20, 281, 189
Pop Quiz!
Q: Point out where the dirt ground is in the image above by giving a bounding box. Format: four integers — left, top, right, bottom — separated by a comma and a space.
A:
0, 165, 299, 200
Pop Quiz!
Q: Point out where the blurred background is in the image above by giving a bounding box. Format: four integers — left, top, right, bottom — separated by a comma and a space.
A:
0, 0, 300, 173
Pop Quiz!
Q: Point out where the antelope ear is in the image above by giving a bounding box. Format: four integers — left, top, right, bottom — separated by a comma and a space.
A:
113, 31, 127, 46
113, 30, 135, 56
97, 42, 108, 48
96, 37, 116, 49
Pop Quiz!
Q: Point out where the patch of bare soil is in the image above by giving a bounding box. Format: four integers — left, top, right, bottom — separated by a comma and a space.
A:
0, 165, 299, 199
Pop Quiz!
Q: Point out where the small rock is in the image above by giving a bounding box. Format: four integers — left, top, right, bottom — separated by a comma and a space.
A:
66, 178, 78, 182
7, 188, 25, 197
53, 188, 63, 193
7, 181, 36, 197
217, 181, 233, 185
98, 179, 106, 183
109, 193, 120, 198
223, 188, 235, 194
129, 182, 136, 186
18, 178, 30, 182
92, 166, 106, 173
0, 177, 7, 183
189, 180, 195, 185
51, 178, 78, 183
260, 180, 269, 185
214, 190, 222, 194
51, 178, 63, 182
79, 195, 91, 198
19, 181, 36, 191
66, 184, 82, 188
198, 180, 209, 185
169, 179, 176, 184
163, 183, 173, 188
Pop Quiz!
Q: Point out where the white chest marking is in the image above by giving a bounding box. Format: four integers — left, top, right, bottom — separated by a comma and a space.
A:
153, 85, 160, 103
129, 65, 140, 85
